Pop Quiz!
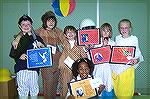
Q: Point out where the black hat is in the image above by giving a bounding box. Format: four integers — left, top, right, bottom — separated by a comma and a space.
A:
18, 14, 33, 25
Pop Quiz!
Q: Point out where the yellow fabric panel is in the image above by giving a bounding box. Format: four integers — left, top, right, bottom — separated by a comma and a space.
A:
112, 67, 134, 99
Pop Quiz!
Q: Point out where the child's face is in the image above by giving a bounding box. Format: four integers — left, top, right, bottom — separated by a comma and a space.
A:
119, 22, 131, 38
46, 18, 55, 30
65, 29, 76, 40
20, 20, 32, 33
78, 62, 90, 79
101, 27, 111, 38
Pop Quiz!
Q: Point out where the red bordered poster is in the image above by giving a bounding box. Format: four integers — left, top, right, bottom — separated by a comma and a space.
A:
89, 46, 111, 64
77, 28, 100, 46
68, 78, 97, 98
110, 46, 136, 64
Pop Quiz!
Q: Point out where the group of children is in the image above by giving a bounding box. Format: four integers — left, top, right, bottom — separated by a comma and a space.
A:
9, 10, 144, 99
65, 19, 144, 99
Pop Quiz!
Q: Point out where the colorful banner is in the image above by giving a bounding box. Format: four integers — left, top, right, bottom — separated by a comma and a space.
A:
110, 46, 136, 64
77, 28, 100, 46
27, 47, 52, 68
89, 46, 111, 64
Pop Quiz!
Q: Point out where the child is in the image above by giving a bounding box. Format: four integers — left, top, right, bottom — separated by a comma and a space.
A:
11, 11, 64, 97
111, 19, 144, 98
58, 26, 87, 97
36, 11, 63, 97
79, 19, 115, 97
9, 15, 45, 99
93, 23, 115, 97
66, 58, 105, 99
79, 18, 96, 54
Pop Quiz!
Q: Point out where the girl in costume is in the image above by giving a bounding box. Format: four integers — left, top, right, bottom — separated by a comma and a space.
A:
112, 19, 144, 98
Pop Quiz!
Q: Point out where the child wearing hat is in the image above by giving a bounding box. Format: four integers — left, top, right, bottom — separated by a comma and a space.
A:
9, 14, 45, 99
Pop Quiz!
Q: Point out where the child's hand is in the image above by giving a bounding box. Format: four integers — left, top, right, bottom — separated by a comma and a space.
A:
36, 41, 45, 48
67, 95, 75, 99
19, 54, 27, 60
12, 40, 19, 49
130, 58, 139, 65
98, 84, 105, 95
84, 44, 94, 51
102, 37, 108, 46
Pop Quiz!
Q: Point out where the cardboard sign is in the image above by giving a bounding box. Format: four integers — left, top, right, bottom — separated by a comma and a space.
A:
89, 46, 111, 64
27, 47, 52, 68
110, 46, 136, 64
68, 78, 97, 98
77, 29, 100, 46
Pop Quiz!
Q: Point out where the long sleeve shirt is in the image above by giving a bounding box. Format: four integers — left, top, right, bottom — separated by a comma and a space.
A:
111, 35, 144, 75
9, 32, 45, 74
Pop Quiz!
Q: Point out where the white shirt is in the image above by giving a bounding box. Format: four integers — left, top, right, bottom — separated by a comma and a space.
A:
93, 38, 115, 92
68, 40, 75, 49
111, 35, 144, 75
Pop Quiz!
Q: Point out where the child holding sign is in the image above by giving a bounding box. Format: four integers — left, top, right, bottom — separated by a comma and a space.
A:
93, 23, 115, 97
66, 58, 105, 99
58, 26, 87, 97
9, 15, 45, 99
112, 19, 144, 98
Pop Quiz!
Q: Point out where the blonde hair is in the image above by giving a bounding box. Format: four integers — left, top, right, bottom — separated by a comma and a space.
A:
118, 19, 132, 33
100, 23, 112, 38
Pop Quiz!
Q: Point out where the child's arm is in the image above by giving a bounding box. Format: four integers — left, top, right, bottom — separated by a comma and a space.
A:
130, 37, 144, 66
129, 58, 140, 65
98, 84, 105, 95
12, 34, 22, 49
84, 44, 94, 52
102, 37, 109, 46
80, 46, 88, 58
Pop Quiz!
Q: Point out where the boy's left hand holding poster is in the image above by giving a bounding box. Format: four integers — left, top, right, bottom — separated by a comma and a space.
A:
27, 47, 52, 68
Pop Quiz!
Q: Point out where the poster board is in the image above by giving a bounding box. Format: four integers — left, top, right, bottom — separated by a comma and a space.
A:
110, 46, 136, 64
68, 78, 97, 98
77, 29, 100, 46
27, 47, 52, 68
89, 46, 111, 64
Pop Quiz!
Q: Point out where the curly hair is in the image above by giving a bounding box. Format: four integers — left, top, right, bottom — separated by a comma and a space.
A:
71, 58, 94, 79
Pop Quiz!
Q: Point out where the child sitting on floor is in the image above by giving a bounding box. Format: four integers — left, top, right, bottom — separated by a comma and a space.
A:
66, 58, 105, 99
